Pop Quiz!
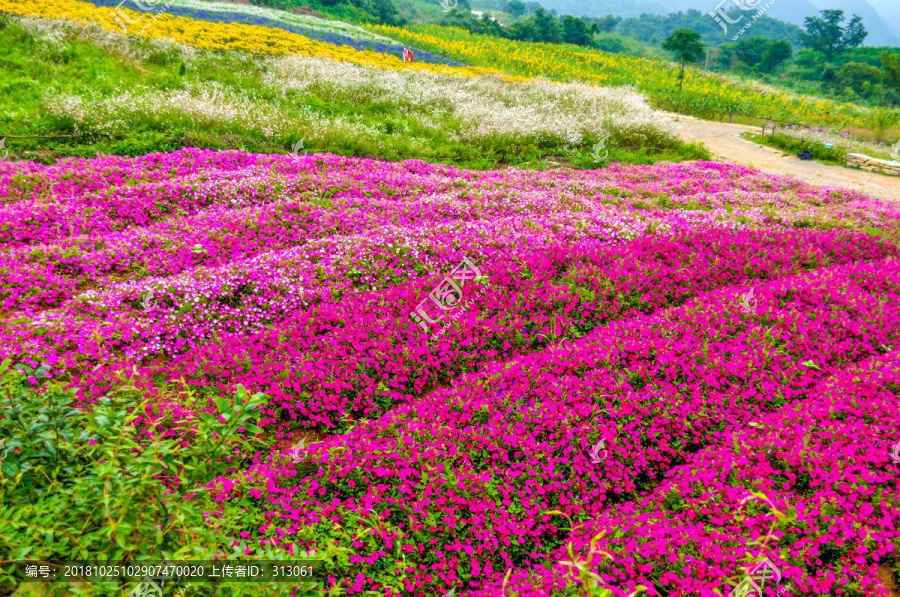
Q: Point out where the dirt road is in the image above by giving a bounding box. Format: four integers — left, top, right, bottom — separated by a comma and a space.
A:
667, 114, 900, 202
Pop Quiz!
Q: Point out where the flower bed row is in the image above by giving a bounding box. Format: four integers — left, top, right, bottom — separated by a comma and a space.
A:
203, 257, 900, 595
6, 152, 900, 376
3, 154, 895, 241
477, 350, 900, 596
8, 200, 677, 369
83, 228, 897, 428
79, 0, 468, 66
3, 149, 666, 311
0, 148, 260, 206
0, 0, 496, 76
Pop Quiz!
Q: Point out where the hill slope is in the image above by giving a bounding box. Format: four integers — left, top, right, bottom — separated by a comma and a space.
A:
0, 14, 704, 166
535, 0, 900, 46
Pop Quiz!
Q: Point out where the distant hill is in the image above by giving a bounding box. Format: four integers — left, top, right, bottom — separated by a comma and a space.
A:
534, 0, 900, 46
616, 9, 802, 47
867, 0, 900, 37
804, 0, 899, 46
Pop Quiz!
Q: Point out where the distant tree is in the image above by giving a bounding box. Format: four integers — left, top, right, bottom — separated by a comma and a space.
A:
363, 0, 402, 24
310, 0, 402, 24
530, 7, 560, 43
594, 34, 629, 54
480, 12, 502, 34
561, 15, 594, 47
800, 10, 867, 62
503, 7, 559, 43
726, 37, 790, 73
502, 18, 533, 40
439, 9, 500, 36
836, 62, 885, 97
524, 1, 540, 15
760, 39, 792, 73
506, 0, 525, 18
882, 51, 900, 90
733, 36, 769, 69
593, 15, 621, 33
662, 29, 704, 92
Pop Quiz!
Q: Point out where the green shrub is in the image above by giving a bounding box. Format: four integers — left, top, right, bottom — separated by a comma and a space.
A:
0, 360, 313, 596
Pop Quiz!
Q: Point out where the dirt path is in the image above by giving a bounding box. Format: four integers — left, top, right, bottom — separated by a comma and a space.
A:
667, 114, 900, 202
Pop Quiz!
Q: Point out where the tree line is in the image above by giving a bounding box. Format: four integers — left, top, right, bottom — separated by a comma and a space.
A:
660, 10, 900, 106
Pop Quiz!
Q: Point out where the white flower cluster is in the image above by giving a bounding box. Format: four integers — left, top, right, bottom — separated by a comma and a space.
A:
14, 15, 195, 63
264, 56, 675, 146
45, 83, 313, 139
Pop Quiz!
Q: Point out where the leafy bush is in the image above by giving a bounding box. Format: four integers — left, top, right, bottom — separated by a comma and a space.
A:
0, 360, 301, 596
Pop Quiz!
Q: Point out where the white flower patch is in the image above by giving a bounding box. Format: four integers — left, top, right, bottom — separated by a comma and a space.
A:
263, 55, 675, 146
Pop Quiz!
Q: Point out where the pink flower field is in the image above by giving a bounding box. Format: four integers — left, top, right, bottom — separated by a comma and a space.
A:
3, 148, 900, 596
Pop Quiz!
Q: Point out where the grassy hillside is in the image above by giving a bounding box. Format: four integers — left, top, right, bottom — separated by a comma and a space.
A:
0, 15, 707, 166
370, 23, 892, 128
382, 2, 900, 117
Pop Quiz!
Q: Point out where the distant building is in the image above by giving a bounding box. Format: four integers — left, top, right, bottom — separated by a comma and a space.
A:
469, 10, 497, 22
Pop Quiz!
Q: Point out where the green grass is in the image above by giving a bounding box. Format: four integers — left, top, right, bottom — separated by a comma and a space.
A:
744, 131, 848, 166
0, 15, 709, 168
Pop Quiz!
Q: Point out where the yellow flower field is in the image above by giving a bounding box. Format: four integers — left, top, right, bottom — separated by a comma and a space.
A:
371, 24, 877, 128
0, 0, 501, 78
